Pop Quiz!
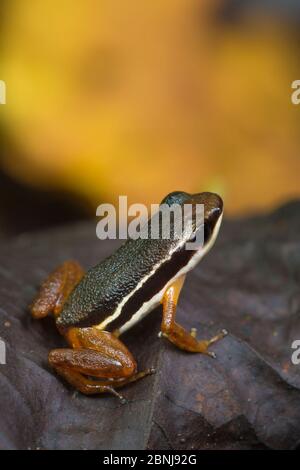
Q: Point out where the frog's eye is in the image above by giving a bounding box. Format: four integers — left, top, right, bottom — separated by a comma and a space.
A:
160, 191, 191, 207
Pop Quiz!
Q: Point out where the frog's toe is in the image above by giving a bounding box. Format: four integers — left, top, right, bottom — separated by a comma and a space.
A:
207, 351, 217, 359
190, 327, 197, 338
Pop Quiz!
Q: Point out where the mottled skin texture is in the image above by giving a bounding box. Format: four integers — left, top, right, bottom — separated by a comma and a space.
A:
58, 191, 223, 329
30, 191, 227, 401
57, 237, 180, 328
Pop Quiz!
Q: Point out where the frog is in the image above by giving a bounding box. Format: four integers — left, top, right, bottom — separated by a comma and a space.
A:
30, 191, 227, 403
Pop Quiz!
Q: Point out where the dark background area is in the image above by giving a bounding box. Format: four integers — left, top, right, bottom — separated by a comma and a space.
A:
0, 170, 89, 238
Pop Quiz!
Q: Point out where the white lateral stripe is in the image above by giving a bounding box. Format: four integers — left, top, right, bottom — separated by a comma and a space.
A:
95, 238, 187, 330
119, 214, 223, 334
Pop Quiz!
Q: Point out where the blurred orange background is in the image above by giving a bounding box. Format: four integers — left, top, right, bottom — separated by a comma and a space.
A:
0, 0, 300, 220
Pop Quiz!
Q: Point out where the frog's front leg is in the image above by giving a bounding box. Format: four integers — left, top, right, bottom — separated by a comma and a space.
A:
161, 275, 228, 357
30, 260, 85, 319
49, 327, 155, 402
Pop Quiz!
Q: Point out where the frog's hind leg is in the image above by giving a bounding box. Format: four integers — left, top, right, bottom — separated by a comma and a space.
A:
160, 275, 228, 357
30, 260, 84, 319
48, 327, 155, 402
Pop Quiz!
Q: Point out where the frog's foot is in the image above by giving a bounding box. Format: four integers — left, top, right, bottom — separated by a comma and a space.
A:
30, 260, 84, 319
192, 329, 228, 358
190, 327, 197, 338
49, 327, 155, 402
160, 276, 228, 357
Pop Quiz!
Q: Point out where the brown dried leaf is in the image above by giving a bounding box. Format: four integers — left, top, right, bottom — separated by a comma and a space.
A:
1, 202, 300, 449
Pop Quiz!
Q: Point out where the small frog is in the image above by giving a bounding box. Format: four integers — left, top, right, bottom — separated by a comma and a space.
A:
30, 191, 227, 402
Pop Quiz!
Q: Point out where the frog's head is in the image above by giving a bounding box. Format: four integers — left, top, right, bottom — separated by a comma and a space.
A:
160, 191, 223, 246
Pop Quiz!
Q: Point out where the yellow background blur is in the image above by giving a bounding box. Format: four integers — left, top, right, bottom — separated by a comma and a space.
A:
0, 0, 300, 215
